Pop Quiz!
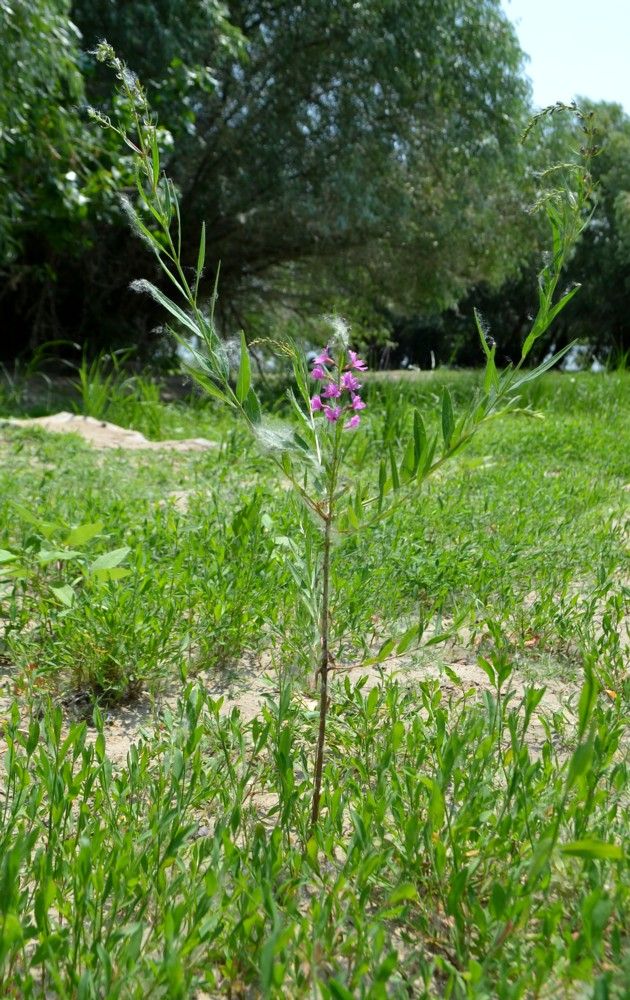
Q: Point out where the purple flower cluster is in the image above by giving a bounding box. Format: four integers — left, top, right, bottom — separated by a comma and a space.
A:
310, 348, 367, 430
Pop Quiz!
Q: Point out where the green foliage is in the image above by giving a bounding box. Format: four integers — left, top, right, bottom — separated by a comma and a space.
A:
0, 366, 628, 991
0, 667, 627, 996
0, 0, 86, 265
433, 100, 630, 365
2, 0, 535, 356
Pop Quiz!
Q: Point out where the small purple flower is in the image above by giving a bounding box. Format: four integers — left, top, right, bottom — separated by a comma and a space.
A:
350, 393, 366, 411
341, 372, 361, 392
322, 382, 341, 399
311, 395, 323, 412
314, 347, 334, 366
324, 405, 342, 423
311, 365, 327, 380
344, 414, 361, 430
347, 350, 368, 371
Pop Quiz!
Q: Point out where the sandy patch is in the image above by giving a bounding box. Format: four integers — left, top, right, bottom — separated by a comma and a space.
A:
0, 412, 216, 452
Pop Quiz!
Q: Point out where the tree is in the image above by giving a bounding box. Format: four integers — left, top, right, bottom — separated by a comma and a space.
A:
3, 0, 533, 359
430, 101, 630, 367
0, 0, 92, 348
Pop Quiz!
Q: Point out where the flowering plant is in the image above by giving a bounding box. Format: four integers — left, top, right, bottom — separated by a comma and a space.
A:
90, 45, 595, 830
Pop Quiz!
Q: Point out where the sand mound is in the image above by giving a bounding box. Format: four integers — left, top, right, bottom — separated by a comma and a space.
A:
1, 412, 215, 451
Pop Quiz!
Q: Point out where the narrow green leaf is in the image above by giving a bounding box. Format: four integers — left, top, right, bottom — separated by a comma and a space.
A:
561, 840, 624, 861
420, 434, 438, 477
236, 331, 251, 404
441, 388, 455, 448
401, 438, 415, 480
131, 280, 199, 336
194, 221, 206, 300
511, 341, 575, 390
389, 444, 400, 491
429, 780, 445, 828
413, 409, 427, 472
378, 459, 387, 509
151, 134, 160, 189
577, 670, 598, 737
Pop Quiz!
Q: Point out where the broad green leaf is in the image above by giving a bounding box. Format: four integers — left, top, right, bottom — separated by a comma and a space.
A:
375, 637, 397, 662
38, 549, 83, 565
0, 912, 23, 947
65, 521, 103, 547
366, 687, 379, 717
88, 547, 130, 573
388, 883, 417, 905
561, 840, 624, 861
328, 980, 354, 1000
0, 549, 17, 564
91, 567, 132, 583
429, 780, 445, 828
243, 388, 261, 425
236, 331, 251, 403
577, 670, 598, 737
11, 503, 59, 538
567, 742, 593, 788
391, 720, 405, 751
50, 584, 75, 608
396, 624, 419, 655
401, 438, 415, 479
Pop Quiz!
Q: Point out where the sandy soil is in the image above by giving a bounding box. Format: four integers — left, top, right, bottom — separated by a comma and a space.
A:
0, 637, 573, 769
0, 412, 216, 451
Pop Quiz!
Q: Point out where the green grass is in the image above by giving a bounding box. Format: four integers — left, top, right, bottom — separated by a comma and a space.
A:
0, 371, 628, 997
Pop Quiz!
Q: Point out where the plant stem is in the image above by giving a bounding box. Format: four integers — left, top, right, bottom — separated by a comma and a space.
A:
310, 507, 332, 831
311, 454, 339, 834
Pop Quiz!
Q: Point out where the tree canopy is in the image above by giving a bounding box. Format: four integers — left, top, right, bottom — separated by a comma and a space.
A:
1, 1, 627, 362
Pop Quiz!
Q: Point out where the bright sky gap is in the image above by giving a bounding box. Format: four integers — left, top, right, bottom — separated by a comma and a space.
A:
501, 0, 629, 112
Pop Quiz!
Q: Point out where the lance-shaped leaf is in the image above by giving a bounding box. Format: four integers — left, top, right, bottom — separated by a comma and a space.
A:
413, 409, 427, 473
389, 444, 400, 491
236, 331, 251, 403
194, 221, 206, 301
441, 388, 455, 448
130, 279, 199, 336
560, 840, 624, 861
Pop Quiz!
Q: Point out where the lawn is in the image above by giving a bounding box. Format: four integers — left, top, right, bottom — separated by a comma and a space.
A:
0, 370, 628, 998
